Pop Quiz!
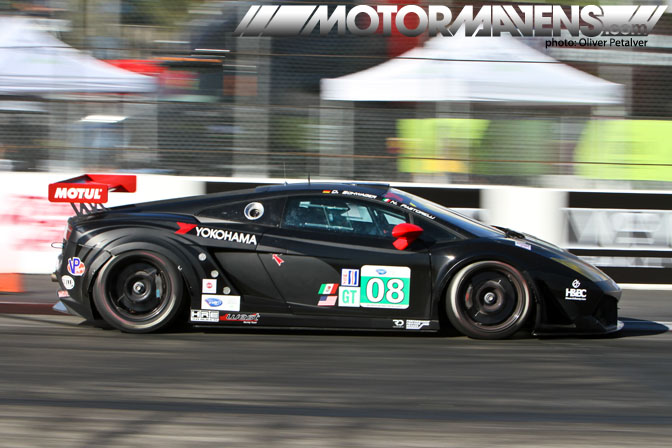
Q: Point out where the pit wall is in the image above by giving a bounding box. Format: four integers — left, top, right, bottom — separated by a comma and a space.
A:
1, 173, 670, 285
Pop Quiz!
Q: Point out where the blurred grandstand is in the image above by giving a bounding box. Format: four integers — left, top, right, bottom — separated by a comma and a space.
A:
0, 0, 671, 188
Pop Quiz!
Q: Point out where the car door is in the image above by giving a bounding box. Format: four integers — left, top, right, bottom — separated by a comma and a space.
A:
259, 194, 433, 319
195, 196, 290, 313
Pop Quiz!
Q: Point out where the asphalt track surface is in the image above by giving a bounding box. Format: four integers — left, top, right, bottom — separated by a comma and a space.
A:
1, 278, 671, 447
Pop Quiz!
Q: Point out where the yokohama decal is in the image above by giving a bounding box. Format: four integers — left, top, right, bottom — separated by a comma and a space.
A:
175, 222, 197, 234
175, 222, 257, 245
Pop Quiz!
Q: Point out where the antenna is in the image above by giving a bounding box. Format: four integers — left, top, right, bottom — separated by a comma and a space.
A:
283, 162, 288, 185
307, 171, 311, 184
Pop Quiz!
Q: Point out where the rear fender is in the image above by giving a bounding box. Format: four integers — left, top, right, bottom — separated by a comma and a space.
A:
106, 241, 202, 300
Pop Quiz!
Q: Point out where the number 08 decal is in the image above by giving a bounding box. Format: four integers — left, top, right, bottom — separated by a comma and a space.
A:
360, 266, 410, 309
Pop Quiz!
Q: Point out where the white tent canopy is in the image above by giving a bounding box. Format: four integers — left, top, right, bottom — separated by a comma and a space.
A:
0, 17, 156, 95
321, 36, 622, 105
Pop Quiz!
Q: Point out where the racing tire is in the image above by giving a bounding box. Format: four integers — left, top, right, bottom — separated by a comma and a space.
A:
93, 250, 184, 333
446, 261, 531, 340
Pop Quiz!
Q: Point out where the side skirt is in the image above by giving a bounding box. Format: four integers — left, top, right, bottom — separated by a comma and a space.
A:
189, 310, 440, 332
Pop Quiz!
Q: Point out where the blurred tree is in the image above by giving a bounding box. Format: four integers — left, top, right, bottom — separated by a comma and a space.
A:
121, 0, 192, 26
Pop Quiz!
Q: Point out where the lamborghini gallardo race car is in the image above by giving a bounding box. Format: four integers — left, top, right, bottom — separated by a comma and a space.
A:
49, 174, 622, 339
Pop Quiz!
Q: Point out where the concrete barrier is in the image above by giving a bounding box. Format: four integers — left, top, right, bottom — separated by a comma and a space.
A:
0, 172, 669, 284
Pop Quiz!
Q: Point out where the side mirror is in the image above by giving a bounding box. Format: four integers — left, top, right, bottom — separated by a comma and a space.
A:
392, 223, 424, 250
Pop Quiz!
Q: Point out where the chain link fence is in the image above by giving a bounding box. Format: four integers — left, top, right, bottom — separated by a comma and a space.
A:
1, 1, 671, 188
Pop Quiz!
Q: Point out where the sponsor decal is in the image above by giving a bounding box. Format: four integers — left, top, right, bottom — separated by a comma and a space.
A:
205, 298, 222, 307
67, 257, 85, 276
360, 265, 410, 309
272, 254, 284, 266
191, 309, 220, 323
61, 275, 75, 290
341, 269, 359, 287
48, 184, 107, 203
57, 290, 70, 298
202, 279, 217, 294
565, 279, 588, 301
393, 319, 405, 329
322, 190, 333, 194
338, 287, 360, 307
515, 241, 532, 251
201, 294, 241, 311
318, 295, 337, 306
175, 222, 257, 245
318, 283, 339, 295
406, 320, 430, 330
221, 313, 260, 324
234, 5, 666, 39
175, 222, 197, 234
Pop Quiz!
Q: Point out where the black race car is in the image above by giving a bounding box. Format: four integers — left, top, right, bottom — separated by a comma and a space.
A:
49, 174, 622, 339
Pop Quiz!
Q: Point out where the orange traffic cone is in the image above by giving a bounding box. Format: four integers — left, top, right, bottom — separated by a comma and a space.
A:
0, 273, 23, 293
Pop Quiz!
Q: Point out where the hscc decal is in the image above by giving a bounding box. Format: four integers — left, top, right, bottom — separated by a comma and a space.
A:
48, 183, 108, 203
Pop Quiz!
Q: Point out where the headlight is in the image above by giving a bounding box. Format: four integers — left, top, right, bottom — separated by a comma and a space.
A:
552, 257, 610, 283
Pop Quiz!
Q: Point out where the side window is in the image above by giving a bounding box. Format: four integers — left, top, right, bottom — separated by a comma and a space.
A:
413, 216, 462, 242
283, 196, 409, 238
198, 198, 283, 226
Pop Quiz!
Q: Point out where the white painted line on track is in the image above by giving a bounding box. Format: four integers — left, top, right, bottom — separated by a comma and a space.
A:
618, 283, 672, 291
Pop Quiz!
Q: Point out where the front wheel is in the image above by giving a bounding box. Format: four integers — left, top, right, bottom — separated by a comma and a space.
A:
446, 261, 532, 339
93, 250, 184, 333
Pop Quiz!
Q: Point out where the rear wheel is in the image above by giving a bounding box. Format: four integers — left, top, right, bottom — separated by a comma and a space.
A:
446, 261, 531, 339
93, 250, 184, 333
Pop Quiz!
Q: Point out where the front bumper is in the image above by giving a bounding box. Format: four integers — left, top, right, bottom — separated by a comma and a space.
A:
534, 290, 622, 336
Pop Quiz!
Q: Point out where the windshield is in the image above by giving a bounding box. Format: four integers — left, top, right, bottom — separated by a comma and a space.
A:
388, 188, 504, 238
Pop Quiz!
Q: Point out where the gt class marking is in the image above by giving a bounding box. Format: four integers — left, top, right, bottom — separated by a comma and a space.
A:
338, 287, 360, 307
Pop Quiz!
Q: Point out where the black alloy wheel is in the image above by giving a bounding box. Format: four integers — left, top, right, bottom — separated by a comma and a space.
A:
446, 261, 532, 339
93, 250, 184, 333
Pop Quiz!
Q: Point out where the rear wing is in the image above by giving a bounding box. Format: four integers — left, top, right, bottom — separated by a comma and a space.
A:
48, 174, 137, 216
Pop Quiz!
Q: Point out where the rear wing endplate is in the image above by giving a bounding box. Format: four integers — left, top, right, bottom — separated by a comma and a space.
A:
48, 174, 137, 216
